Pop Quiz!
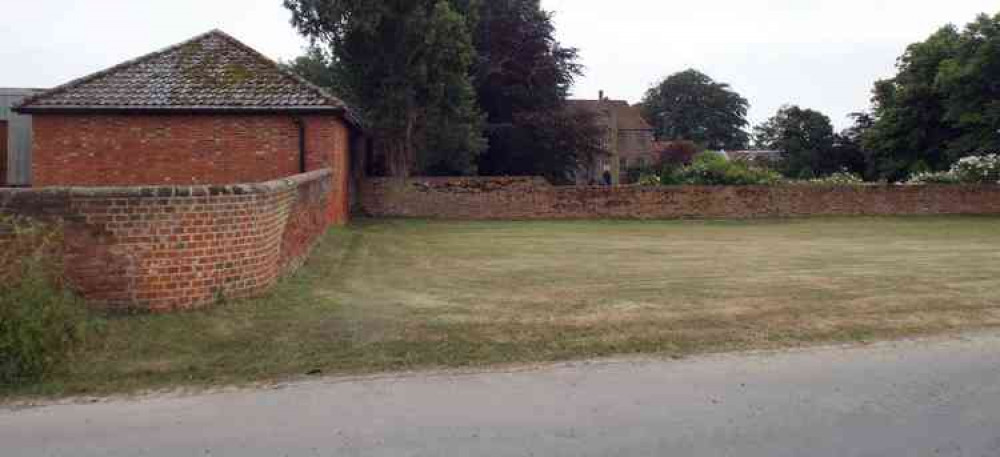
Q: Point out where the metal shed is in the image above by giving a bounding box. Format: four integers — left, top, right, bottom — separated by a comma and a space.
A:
1, 88, 42, 186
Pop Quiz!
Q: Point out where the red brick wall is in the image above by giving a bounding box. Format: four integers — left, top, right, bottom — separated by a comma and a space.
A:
360, 177, 1000, 220
304, 117, 351, 225
31, 113, 350, 189
1, 169, 335, 312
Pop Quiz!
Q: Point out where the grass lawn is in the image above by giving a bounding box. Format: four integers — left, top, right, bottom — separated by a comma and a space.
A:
6, 216, 1000, 398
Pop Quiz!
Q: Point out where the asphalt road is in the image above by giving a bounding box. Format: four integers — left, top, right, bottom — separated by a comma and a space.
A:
4, 334, 1000, 457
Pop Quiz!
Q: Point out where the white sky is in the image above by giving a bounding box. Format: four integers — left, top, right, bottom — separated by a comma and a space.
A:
1, 0, 996, 130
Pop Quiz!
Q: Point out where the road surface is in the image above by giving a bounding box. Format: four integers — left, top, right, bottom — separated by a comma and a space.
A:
4, 333, 1000, 456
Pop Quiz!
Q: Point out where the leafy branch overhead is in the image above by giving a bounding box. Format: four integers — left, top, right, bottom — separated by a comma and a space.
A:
284, 0, 602, 180
865, 12, 1000, 180
284, 0, 486, 177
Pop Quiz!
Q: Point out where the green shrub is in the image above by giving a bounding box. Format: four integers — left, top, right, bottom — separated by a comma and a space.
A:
0, 217, 89, 386
660, 152, 782, 186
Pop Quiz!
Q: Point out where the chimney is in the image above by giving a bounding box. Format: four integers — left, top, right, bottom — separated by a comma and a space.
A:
599, 90, 605, 101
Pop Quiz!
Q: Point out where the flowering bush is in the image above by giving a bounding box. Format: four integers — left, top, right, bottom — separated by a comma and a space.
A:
802, 171, 866, 186
951, 154, 1000, 183
906, 153, 1000, 185
906, 171, 961, 185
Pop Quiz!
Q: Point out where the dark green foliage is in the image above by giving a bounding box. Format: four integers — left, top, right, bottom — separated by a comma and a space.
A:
936, 15, 1000, 154
641, 69, 750, 150
284, 0, 486, 176
833, 113, 877, 179
470, 0, 578, 121
483, 110, 605, 185
865, 12, 1000, 180
472, 0, 600, 180
754, 105, 838, 179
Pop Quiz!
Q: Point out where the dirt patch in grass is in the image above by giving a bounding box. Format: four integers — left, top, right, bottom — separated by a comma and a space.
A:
5, 216, 1000, 399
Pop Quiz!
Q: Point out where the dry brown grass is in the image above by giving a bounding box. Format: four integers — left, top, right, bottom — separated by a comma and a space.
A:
324, 217, 1000, 348
6, 216, 1000, 398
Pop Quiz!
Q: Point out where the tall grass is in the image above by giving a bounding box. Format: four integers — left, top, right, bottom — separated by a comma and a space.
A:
0, 216, 90, 386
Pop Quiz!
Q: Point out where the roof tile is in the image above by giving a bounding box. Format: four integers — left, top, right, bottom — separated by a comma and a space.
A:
17, 30, 349, 114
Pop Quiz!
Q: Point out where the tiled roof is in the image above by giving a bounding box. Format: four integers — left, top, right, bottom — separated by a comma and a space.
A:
566, 99, 653, 131
15, 30, 354, 120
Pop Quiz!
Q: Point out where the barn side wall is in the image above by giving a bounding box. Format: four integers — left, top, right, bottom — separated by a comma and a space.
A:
30, 113, 349, 189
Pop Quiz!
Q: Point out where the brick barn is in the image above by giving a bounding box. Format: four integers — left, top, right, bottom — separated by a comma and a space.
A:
14, 29, 362, 224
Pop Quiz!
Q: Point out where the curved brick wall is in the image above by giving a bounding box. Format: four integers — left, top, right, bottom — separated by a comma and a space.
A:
361, 177, 1000, 220
1, 169, 335, 311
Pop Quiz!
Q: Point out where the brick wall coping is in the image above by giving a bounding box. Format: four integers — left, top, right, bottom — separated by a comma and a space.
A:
370, 177, 1000, 192
0, 169, 333, 202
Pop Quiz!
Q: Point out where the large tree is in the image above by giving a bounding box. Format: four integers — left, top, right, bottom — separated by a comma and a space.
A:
640, 69, 750, 150
283, 0, 486, 176
937, 13, 1000, 154
833, 112, 877, 179
754, 105, 836, 178
865, 12, 1000, 180
470, 0, 601, 182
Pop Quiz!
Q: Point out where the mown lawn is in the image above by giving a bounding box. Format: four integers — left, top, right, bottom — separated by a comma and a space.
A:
6, 216, 1000, 398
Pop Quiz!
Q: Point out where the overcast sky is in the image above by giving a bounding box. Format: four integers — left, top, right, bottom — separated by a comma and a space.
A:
1, 0, 996, 130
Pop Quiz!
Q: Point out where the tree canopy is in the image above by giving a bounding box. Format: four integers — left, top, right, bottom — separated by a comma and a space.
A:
864, 12, 1000, 180
754, 105, 837, 178
640, 69, 750, 150
471, 0, 601, 182
285, 0, 599, 181
283, 0, 485, 176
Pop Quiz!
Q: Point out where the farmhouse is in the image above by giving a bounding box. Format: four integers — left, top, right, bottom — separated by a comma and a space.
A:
568, 92, 655, 185
13, 29, 363, 222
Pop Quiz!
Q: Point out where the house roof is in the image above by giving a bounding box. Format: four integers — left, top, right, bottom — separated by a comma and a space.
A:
15, 30, 359, 127
566, 99, 653, 131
